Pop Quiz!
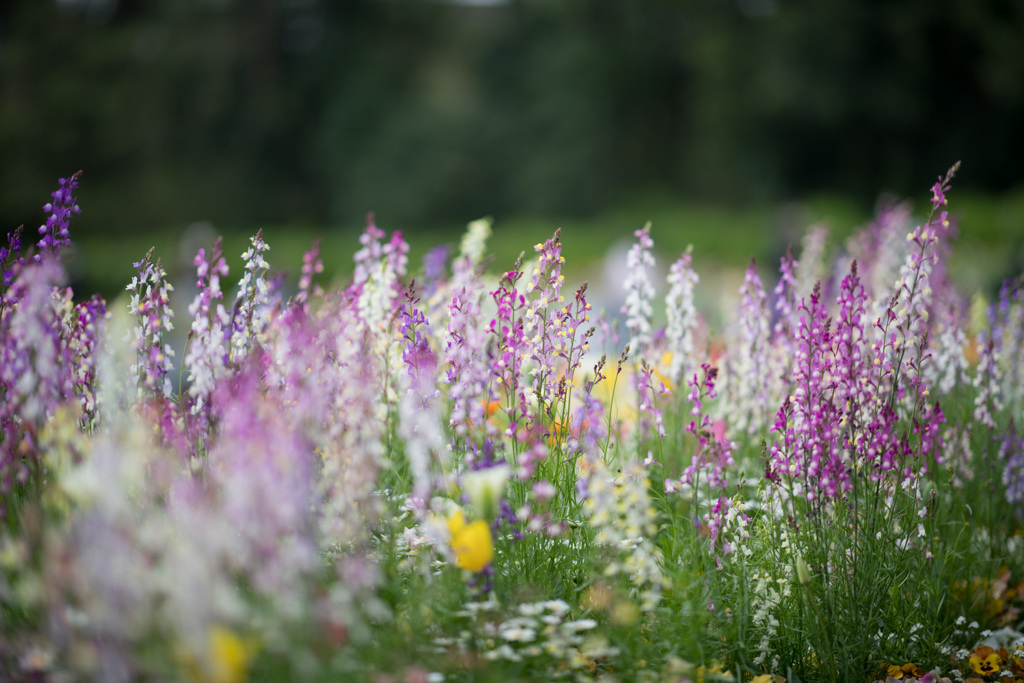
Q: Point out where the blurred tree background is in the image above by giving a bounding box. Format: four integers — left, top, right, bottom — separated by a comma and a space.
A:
2, 0, 1023, 294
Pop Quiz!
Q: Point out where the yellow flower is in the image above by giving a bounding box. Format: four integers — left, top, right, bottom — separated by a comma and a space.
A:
693, 661, 732, 682
206, 627, 257, 683
180, 626, 258, 683
653, 350, 675, 391
1011, 644, 1024, 667
969, 645, 1003, 676
883, 663, 904, 679
900, 663, 924, 678
447, 510, 494, 572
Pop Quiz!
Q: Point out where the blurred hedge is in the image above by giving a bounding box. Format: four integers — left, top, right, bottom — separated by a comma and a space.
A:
2, 0, 1023, 238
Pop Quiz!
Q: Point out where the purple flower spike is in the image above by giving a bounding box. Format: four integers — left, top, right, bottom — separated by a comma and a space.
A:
296, 237, 324, 305
446, 290, 495, 454
0, 257, 73, 497
35, 171, 82, 259
489, 259, 530, 435
1, 225, 23, 291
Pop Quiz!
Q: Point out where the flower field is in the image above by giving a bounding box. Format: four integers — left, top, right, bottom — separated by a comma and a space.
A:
3, 165, 1024, 682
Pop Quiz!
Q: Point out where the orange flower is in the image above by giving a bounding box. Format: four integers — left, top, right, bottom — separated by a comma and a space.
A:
465, 399, 502, 428
546, 420, 566, 446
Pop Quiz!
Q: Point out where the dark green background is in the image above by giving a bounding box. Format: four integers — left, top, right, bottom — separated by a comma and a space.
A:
2, 0, 1023, 295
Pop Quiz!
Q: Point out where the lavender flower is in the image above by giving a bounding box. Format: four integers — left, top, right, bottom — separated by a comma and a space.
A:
296, 238, 324, 306
66, 294, 107, 430
635, 359, 667, 442
676, 365, 733, 496
450, 217, 492, 297
489, 259, 530, 437
397, 287, 446, 505
0, 257, 72, 494
981, 280, 1024, 420
726, 259, 771, 435
879, 162, 960, 408
352, 214, 409, 336
622, 222, 655, 357
351, 215, 386, 288
566, 364, 608, 464
768, 249, 799, 403
926, 302, 969, 395
422, 244, 450, 291
522, 230, 567, 410
847, 201, 914, 315
445, 290, 495, 451
184, 239, 231, 418
126, 249, 175, 399
973, 326, 1003, 430
230, 230, 271, 362
1002, 420, 1024, 509
1, 225, 22, 292
665, 248, 699, 387
555, 284, 595, 389
206, 370, 319, 612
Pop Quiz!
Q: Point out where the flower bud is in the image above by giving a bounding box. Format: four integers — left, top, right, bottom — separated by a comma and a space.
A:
796, 555, 811, 586
463, 464, 510, 521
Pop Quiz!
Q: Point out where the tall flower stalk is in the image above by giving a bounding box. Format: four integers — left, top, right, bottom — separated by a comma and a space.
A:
665, 248, 699, 389
126, 249, 175, 400
622, 222, 655, 358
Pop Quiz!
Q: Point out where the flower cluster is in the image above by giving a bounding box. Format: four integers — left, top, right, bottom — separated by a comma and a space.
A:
4, 166, 1024, 683
0, 257, 73, 495
229, 229, 271, 362
622, 222, 656, 356
585, 459, 668, 612
184, 238, 232, 418
438, 598, 612, 675
35, 171, 81, 259
1, 225, 22, 290
725, 259, 771, 435
665, 248, 700, 387
126, 249, 175, 398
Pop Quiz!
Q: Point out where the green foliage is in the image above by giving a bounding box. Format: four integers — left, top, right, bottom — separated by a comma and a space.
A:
3, 0, 1024, 240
